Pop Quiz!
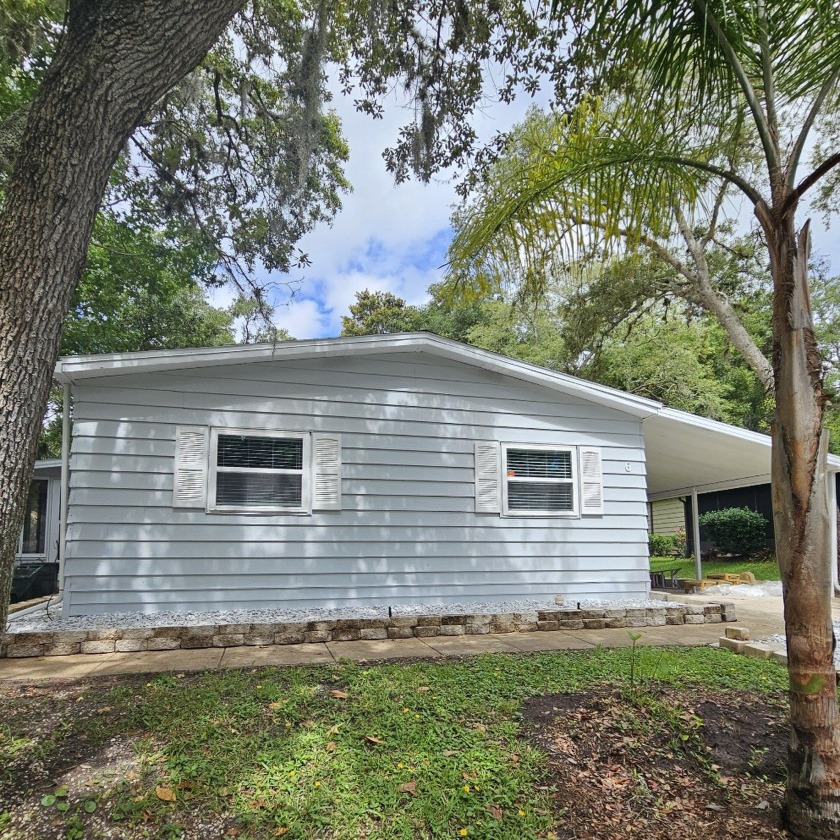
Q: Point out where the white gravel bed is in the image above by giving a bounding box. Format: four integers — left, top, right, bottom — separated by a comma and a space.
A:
760, 620, 840, 669
7, 596, 683, 634
702, 581, 783, 598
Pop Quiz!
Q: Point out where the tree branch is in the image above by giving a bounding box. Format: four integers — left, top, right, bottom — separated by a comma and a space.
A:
784, 152, 840, 213
692, 0, 780, 176
787, 68, 840, 190
660, 155, 764, 206
701, 179, 729, 247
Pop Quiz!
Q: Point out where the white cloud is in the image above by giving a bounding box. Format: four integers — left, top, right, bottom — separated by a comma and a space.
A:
269, 76, 550, 339
273, 297, 327, 339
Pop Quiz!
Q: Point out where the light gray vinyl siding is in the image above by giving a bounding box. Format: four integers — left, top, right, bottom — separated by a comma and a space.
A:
64, 352, 651, 614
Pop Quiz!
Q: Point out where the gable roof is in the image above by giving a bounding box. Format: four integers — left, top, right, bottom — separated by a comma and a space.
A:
53, 331, 662, 419
53, 331, 840, 490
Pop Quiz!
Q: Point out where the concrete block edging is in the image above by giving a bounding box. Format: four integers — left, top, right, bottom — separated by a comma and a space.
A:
4, 602, 737, 659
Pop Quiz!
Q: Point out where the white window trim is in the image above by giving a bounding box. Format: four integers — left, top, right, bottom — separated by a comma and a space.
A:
207, 428, 311, 515
501, 443, 578, 518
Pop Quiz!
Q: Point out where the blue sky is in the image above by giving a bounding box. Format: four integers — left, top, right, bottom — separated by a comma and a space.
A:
216, 89, 839, 341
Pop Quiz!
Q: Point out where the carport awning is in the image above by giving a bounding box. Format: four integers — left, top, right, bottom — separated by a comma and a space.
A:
643, 407, 840, 499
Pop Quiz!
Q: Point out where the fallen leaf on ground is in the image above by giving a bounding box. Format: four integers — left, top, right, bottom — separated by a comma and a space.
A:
365, 736, 385, 745
326, 741, 337, 752
330, 690, 348, 699
442, 750, 458, 757
274, 829, 289, 837
488, 805, 504, 821
154, 786, 176, 802
399, 781, 418, 795
416, 686, 430, 693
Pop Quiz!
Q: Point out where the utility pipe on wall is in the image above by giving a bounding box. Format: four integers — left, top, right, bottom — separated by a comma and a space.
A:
58, 383, 70, 603
691, 486, 702, 580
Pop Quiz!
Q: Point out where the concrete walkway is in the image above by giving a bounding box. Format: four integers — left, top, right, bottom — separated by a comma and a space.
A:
0, 620, 728, 682
3, 592, 826, 683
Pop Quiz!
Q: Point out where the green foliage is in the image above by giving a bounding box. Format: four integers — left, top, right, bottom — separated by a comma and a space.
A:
648, 532, 684, 557
699, 507, 769, 557
340, 290, 419, 336
650, 554, 780, 582
62, 216, 234, 356
1, 0, 353, 284
1, 649, 786, 837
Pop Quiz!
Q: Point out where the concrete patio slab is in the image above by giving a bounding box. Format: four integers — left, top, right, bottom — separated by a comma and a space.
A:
421, 635, 521, 656
326, 638, 440, 661
499, 632, 595, 652
639, 625, 723, 646
92, 648, 225, 676
0, 653, 108, 681
220, 643, 334, 669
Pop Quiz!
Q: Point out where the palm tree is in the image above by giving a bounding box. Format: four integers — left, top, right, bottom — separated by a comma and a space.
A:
451, 2, 840, 835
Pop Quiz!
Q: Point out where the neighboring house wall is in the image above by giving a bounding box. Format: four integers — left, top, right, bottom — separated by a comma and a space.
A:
650, 498, 684, 535
15, 469, 60, 566
64, 351, 651, 615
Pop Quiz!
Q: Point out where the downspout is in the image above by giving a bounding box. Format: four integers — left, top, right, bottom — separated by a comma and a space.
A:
58, 382, 70, 611
829, 471, 838, 595
691, 486, 702, 580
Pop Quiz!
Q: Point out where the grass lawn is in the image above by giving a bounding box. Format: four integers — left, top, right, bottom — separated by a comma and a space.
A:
649, 555, 781, 582
0, 647, 788, 839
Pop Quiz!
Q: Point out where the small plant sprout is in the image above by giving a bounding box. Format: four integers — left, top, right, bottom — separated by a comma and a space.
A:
628, 632, 643, 693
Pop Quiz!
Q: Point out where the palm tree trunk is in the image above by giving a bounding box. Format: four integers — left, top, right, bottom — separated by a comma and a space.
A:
768, 217, 840, 837
0, 0, 243, 636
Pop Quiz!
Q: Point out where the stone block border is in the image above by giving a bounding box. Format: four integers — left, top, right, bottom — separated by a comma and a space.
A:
2, 602, 736, 659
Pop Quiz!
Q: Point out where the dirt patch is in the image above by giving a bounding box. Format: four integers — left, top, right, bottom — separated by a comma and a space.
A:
521, 685, 788, 839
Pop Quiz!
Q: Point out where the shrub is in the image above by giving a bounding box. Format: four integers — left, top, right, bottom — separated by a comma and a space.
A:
648, 532, 684, 557
698, 507, 768, 557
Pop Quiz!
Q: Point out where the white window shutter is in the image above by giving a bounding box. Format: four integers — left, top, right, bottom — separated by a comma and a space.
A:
474, 442, 501, 513
313, 434, 342, 510
579, 446, 604, 515
173, 426, 209, 508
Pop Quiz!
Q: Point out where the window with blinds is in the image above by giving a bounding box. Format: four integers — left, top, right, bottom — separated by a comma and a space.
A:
210, 431, 307, 512
503, 445, 576, 515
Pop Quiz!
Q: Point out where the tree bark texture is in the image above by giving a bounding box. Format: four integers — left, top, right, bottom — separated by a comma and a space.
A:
0, 0, 245, 634
764, 212, 840, 837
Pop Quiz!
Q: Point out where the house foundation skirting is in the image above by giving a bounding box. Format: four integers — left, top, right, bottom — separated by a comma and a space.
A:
1, 603, 736, 659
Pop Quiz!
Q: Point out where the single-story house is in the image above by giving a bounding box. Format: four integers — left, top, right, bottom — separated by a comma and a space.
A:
47, 332, 840, 617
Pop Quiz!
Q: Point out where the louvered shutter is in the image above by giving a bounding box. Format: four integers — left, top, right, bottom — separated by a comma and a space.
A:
173, 426, 209, 508
313, 434, 342, 510
474, 442, 501, 513
579, 446, 604, 515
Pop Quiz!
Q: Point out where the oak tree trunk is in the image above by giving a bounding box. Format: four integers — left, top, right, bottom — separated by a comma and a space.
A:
766, 213, 840, 837
0, 0, 244, 635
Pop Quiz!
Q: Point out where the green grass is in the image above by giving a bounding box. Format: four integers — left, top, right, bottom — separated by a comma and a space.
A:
0, 647, 787, 839
649, 555, 780, 581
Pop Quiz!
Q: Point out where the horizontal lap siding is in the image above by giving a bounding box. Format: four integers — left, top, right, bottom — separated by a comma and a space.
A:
65, 352, 650, 614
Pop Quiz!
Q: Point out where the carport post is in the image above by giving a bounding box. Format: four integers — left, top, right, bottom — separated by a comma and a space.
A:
691, 486, 702, 580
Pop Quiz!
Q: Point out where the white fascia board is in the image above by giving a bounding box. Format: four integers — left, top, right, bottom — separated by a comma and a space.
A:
53, 331, 661, 419
53, 333, 417, 383
647, 474, 774, 501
